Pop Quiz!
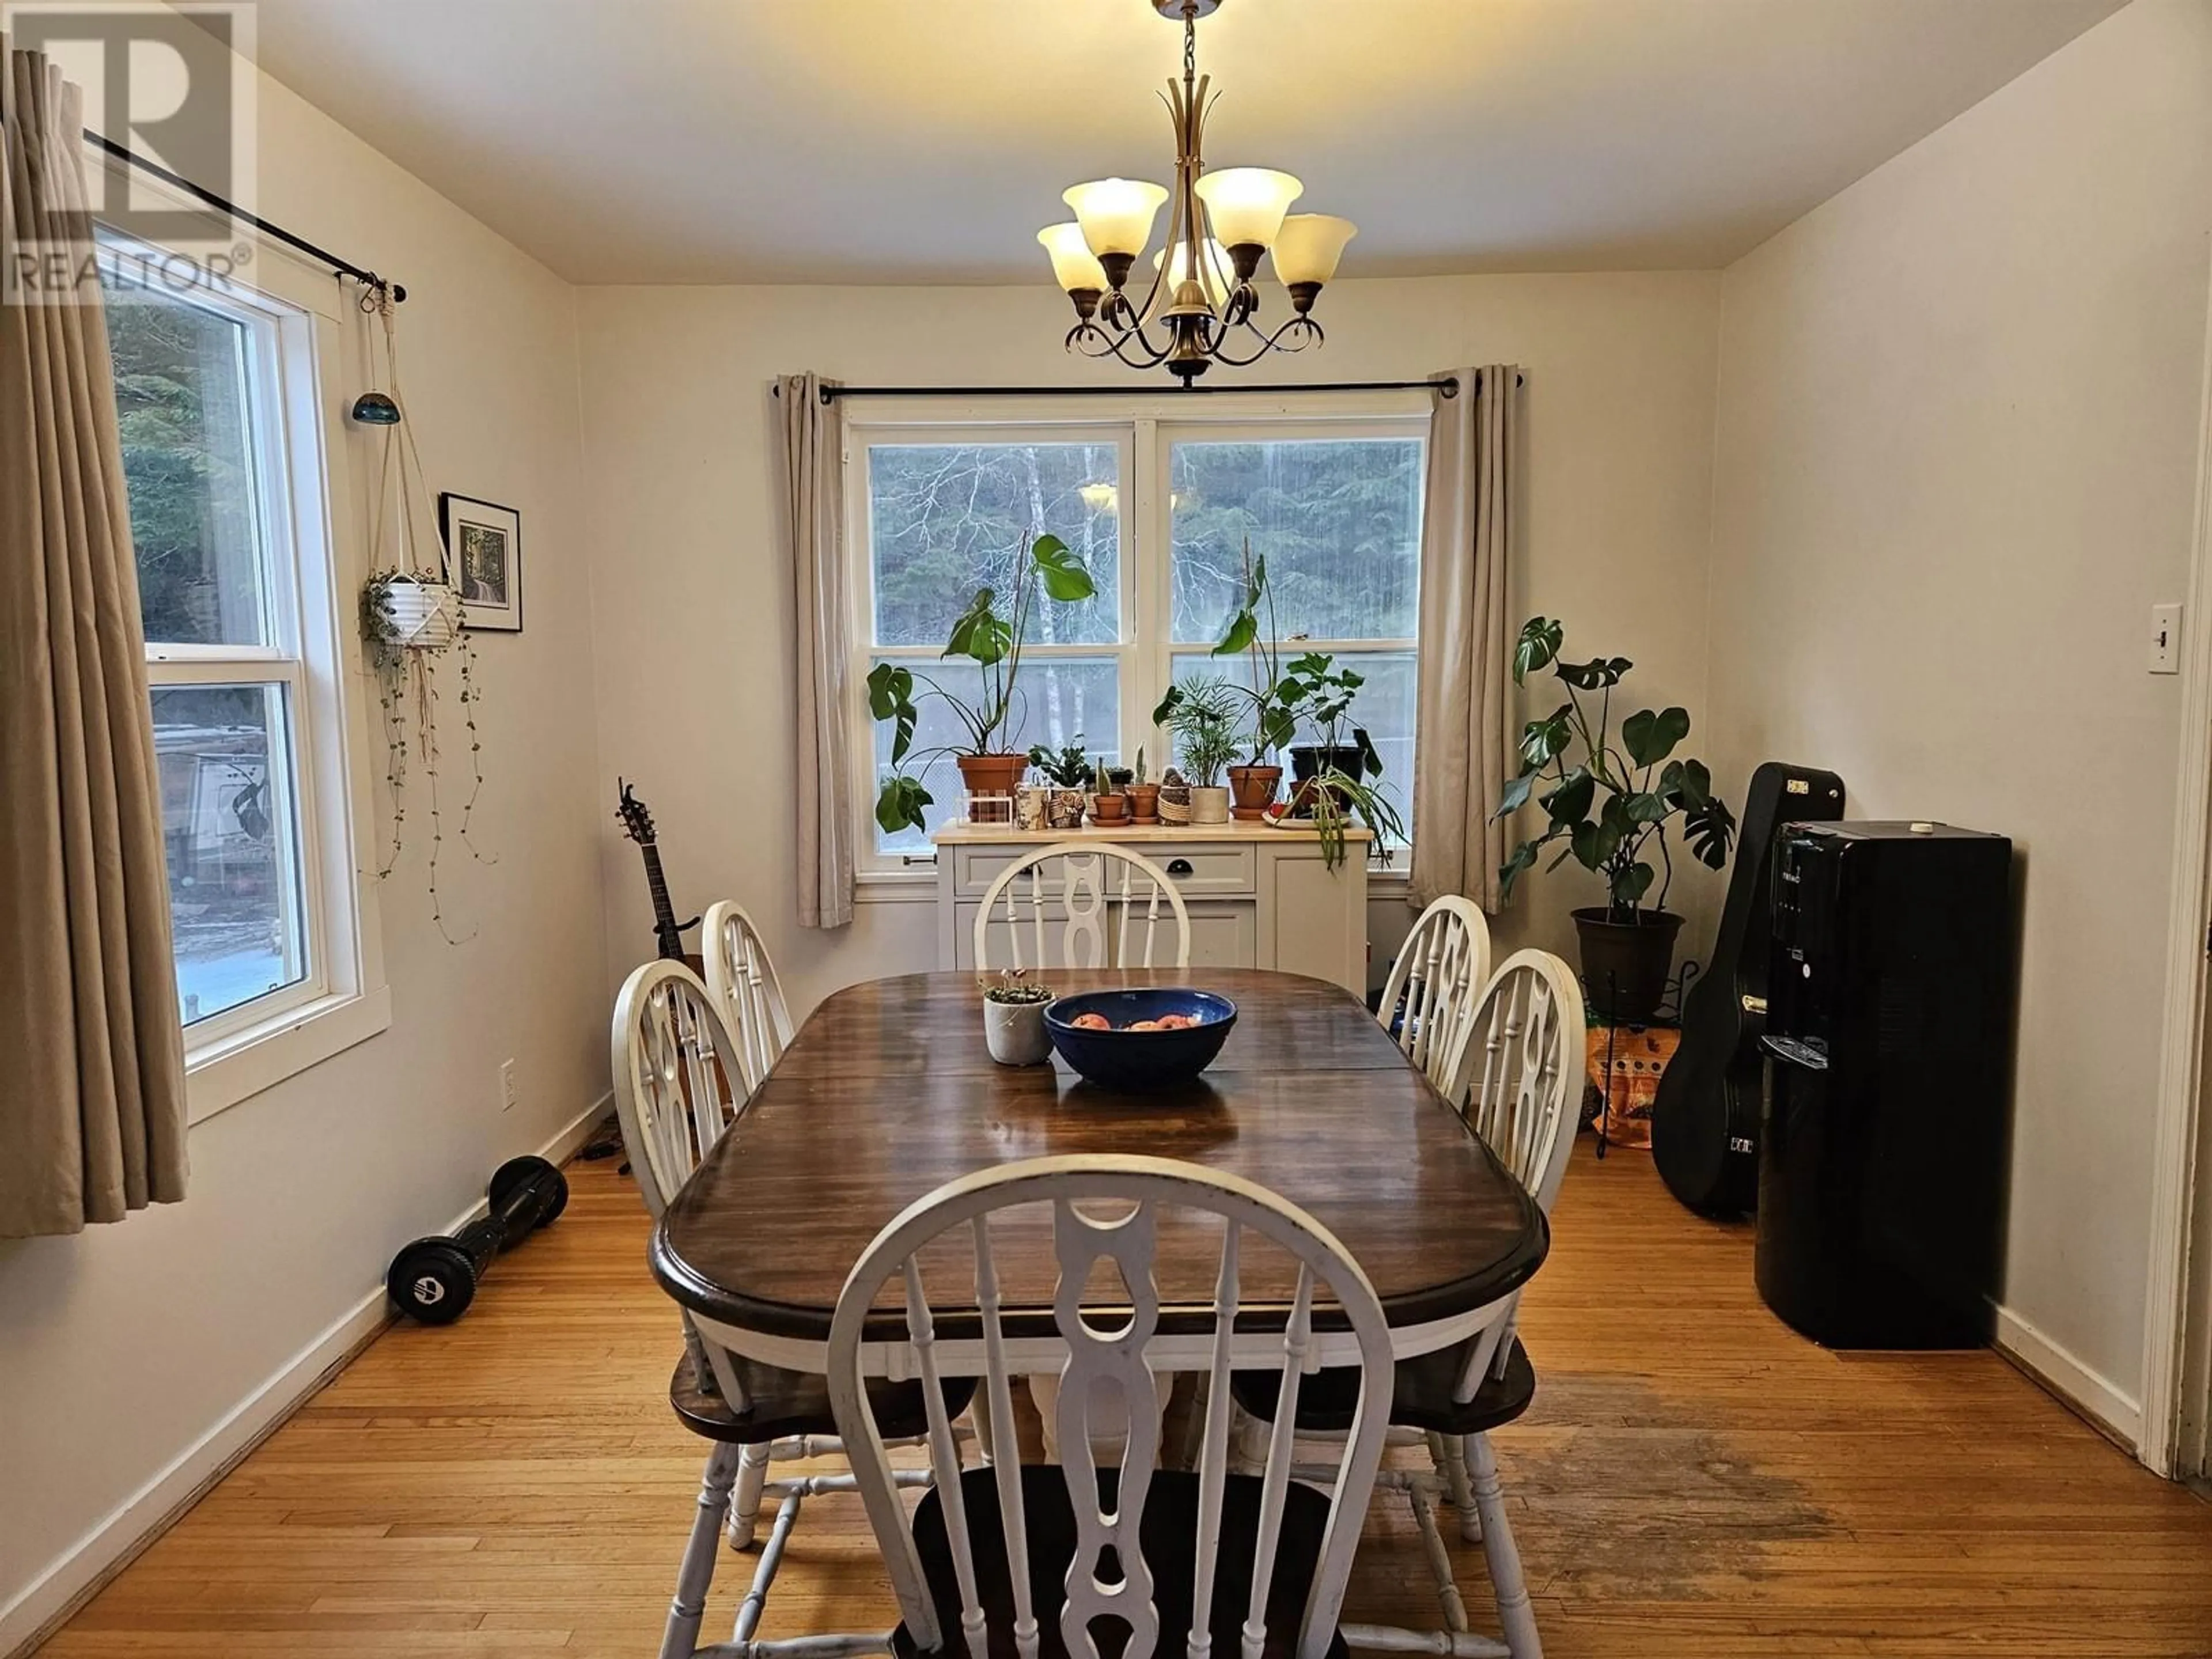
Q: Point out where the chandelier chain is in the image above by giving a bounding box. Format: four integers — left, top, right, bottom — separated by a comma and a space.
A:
1184, 5, 1198, 86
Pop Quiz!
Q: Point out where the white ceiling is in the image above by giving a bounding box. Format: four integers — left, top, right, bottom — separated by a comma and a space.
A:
243, 0, 2126, 286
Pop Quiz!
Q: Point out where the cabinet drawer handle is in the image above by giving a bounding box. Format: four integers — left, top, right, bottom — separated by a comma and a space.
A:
1166, 858, 1194, 877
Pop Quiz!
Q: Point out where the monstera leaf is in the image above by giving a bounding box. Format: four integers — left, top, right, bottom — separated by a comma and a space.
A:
866, 663, 918, 763
1513, 616, 1563, 685
1622, 706, 1690, 767
874, 775, 933, 836
1028, 533, 1097, 603
944, 588, 1012, 665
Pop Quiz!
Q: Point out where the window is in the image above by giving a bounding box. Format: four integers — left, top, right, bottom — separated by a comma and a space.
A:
1168, 434, 1425, 799
847, 403, 1426, 871
100, 229, 385, 1108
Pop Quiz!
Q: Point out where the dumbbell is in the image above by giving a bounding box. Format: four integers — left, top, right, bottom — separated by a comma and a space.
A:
385, 1156, 569, 1325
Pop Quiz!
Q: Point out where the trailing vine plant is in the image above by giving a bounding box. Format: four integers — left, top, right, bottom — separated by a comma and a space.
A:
355, 286, 494, 944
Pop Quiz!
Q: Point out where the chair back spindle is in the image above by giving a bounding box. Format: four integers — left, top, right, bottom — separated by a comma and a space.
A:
975, 842, 1192, 972
611, 960, 758, 1410
1453, 948, 1584, 1402
700, 899, 795, 1092
611, 959, 749, 1220
827, 1156, 1393, 1659
1377, 895, 1493, 1103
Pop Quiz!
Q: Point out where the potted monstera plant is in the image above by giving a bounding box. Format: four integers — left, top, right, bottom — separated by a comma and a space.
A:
868, 533, 1098, 835
1497, 616, 1737, 1023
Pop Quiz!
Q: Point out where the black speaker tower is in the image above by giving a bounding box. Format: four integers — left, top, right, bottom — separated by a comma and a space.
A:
1651, 761, 1845, 1215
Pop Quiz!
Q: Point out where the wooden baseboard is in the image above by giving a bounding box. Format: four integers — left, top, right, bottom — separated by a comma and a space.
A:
0, 1096, 613, 1659
1994, 1302, 2144, 1453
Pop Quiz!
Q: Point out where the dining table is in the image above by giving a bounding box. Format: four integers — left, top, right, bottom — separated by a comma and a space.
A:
652, 967, 1549, 1381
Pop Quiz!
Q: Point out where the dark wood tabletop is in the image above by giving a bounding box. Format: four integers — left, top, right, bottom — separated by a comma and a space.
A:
650, 968, 1548, 1345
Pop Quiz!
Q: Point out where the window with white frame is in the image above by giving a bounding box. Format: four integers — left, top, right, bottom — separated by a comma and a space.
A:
101, 237, 373, 1071
847, 403, 1426, 869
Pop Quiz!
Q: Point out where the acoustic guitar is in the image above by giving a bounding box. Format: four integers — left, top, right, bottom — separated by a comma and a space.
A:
615, 781, 701, 971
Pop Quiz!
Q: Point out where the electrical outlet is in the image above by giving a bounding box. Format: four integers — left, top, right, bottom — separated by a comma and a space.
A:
500, 1058, 519, 1112
2150, 602, 2183, 673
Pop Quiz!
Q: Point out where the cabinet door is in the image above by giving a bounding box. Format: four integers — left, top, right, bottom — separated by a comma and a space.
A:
1185, 902, 1258, 971
1267, 853, 1367, 993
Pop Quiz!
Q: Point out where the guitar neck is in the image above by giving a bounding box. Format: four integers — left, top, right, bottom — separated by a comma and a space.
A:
639, 845, 685, 960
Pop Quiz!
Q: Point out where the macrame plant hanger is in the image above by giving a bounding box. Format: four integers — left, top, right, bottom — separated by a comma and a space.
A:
356, 282, 492, 942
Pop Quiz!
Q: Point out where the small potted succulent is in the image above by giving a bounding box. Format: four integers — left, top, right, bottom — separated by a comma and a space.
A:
1157, 676, 1240, 826
1089, 756, 1131, 826
1028, 738, 1093, 831
980, 968, 1054, 1066
1126, 748, 1161, 824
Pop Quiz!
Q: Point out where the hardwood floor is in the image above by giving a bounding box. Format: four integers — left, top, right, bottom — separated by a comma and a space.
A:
37, 1137, 2212, 1658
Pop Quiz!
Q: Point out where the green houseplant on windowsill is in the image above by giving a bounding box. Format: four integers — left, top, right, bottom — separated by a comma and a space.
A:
1156, 676, 1240, 825
1495, 615, 1738, 1023
868, 532, 1099, 835
1152, 545, 1402, 870
1272, 651, 1404, 873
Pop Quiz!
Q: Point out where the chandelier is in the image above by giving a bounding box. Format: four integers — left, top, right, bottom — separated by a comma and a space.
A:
1037, 0, 1357, 383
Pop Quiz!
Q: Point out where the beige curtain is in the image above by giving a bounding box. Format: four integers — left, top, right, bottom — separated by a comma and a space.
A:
774, 373, 855, 929
1, 41, 190, 1237
1410, 366, 1521, 915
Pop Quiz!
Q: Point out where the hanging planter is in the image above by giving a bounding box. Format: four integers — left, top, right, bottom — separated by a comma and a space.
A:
353, 287, 494, 942
365, 571, 463, 652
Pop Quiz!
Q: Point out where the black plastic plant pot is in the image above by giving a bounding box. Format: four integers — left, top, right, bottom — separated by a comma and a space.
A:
1574, 907, 1684, 1025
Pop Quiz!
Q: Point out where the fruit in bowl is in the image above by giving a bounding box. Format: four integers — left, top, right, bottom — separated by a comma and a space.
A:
1043, 988, 1237, 1092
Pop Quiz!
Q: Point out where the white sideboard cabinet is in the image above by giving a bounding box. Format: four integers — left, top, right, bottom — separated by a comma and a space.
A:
931, 821, 1372, 995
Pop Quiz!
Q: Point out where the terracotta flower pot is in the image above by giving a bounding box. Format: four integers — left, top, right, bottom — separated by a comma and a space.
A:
955, 752, 1028, 824
1090, 793, 1131, 826
1126, 782, 1162, 824
1227, 764, 1282, 821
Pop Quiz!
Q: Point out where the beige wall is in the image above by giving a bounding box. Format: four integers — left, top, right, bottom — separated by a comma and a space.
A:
0, 69, 608, 1646
575, 272, 1726, 1018
1706, 0, 2212, 1427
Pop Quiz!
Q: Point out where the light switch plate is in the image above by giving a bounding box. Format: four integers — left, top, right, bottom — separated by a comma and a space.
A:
500, 1058, 518, 1111
2150, 603, 2183, 673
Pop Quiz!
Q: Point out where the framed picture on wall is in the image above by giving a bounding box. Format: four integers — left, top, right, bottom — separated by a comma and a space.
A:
439, 493, 523, 632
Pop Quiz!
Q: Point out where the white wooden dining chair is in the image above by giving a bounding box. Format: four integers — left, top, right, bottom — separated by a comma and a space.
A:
827, 1153, 1395, 1659
699, 898, 794, 1093
1230, 948, 1585, 1659
611, 960, 970, 1659
973, 840, 1192, 971
1377, 894, 1493, 1100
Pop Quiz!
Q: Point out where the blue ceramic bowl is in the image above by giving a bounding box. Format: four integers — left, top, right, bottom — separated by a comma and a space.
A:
1043, 988, 1238, 1092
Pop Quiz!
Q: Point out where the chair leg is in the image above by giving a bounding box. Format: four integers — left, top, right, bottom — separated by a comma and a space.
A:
726, 1440, 771, 1551
662, 1443, 740, 1659
1435, 1431, 1480, 1542
1465, 1433, 1541, 1659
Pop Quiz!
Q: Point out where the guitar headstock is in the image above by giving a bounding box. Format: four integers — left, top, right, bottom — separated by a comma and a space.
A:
616, 779, 656, 846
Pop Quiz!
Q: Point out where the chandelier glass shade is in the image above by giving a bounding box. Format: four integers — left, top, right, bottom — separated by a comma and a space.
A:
1040, 0, 1357, 382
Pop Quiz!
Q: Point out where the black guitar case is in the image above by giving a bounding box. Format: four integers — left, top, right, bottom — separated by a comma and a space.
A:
1652, 761, 1844, 1216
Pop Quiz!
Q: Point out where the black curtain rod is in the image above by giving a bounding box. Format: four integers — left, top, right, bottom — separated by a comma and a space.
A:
84, 130, 407, 303
774, 373, 1521, 405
